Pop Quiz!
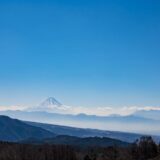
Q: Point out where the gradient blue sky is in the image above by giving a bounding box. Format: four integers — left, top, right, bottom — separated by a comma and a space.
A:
0, 0, 160, 107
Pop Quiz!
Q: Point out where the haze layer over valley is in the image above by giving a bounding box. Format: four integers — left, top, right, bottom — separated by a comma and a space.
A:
0, 97, 160, 135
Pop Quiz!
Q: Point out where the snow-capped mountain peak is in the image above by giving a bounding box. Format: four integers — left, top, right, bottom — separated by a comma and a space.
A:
40, 97, 62, 107
27, 97, 66, 113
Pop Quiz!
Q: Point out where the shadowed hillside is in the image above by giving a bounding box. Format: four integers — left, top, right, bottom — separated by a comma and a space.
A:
21, 135, 129, 148
0, 116, 55, 141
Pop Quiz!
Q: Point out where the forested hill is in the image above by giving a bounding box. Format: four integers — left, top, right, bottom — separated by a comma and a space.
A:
22, 135, 129, 148
0, 115, 55, 141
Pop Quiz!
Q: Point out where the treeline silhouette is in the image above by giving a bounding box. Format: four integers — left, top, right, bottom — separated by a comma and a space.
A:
0, 136, 159, 160
0, 142, 77, 160
83, 136, 160, 160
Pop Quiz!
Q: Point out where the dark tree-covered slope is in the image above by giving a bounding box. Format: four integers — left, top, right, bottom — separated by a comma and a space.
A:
0, 116, 55, 142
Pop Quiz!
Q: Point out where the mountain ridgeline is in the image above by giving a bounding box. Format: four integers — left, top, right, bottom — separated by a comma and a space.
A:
0, 115, 129, 148
0, 115, 55, 142
0, 97, 160, 135
26, 121, 150, 143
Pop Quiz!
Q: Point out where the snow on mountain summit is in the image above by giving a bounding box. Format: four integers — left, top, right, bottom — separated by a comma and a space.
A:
27, 97, 70, 113
40, 97, 62, 107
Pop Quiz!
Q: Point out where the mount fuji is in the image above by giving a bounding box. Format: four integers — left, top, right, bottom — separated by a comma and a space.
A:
40, 97, 62, 107
28, 97, 71, 114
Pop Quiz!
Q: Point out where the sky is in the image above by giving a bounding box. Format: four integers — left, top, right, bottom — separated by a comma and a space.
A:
0, 0, 160, 109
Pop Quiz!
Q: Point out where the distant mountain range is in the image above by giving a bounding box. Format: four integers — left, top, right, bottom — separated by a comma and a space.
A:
134, 110, 160, 120
0, 97, 160, 135
26, 121, 160, 143
0, 115, 130, 147
0, 116, 160, 143
0, 115, 159, 145
1, 109, 160, 135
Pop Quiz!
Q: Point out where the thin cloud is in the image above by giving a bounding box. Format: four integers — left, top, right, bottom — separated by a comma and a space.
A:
0, 105, 27, 111
0, 105, 160, 116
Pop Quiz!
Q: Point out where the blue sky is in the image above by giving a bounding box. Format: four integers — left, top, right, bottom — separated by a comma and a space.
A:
0, 0, 160, 108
